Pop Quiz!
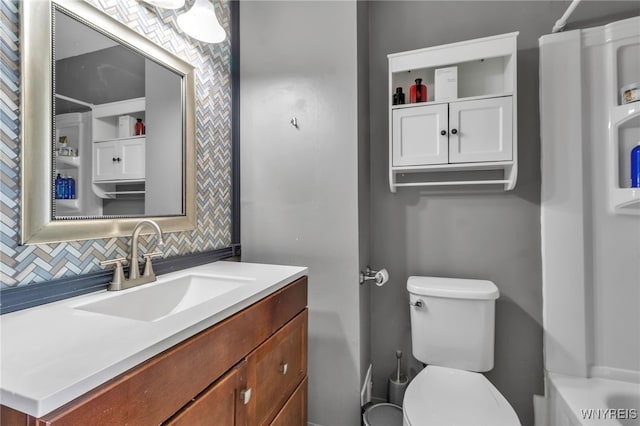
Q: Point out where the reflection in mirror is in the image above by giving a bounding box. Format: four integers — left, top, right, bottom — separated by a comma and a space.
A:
20, 0, 196, 244
53, 6, 183, 219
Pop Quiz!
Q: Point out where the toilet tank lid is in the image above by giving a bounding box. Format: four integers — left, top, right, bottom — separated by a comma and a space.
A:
407, 276, 499, 300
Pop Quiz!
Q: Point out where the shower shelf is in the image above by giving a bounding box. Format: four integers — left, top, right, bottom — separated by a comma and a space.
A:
605, 17, 640, 215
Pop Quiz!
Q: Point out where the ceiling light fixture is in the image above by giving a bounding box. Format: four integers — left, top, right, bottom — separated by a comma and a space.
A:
176, 0, 226, 43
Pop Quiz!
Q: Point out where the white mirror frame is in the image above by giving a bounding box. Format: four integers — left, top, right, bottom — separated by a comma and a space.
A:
20, 0, 196, 245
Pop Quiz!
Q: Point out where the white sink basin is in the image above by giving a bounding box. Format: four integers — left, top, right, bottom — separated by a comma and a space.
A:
75, 274, 247, 321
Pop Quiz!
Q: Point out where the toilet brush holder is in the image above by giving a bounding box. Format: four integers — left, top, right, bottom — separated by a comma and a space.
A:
387, 350, 409, 406
388, 374, 408, 406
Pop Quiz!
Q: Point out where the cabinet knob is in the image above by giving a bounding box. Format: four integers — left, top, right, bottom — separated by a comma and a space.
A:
440, 130, 447, 136
116, 157, 121, 162
112, 157, 117, 162
451, 129, 458, 135
279, 362, 288, 375
240, 387, 252, 405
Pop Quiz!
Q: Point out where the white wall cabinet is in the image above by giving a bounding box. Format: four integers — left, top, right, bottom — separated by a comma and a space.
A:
388, 32, 518, 192
93, 137, 145, 182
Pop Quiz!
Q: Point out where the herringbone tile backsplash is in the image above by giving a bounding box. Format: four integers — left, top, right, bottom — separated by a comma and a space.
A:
0, 0, 232, 288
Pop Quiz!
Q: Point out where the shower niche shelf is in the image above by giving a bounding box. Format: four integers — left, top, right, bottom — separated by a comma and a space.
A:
606, 18, 640, 215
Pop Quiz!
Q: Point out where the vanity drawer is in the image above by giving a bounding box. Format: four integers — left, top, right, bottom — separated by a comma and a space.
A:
164, 361, 247, 426
35, 277, 307, 426
270, 376, 307, 426
248, 309, 308, 425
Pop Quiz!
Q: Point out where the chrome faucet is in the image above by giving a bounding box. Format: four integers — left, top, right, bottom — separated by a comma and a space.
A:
100, 219, 165, 291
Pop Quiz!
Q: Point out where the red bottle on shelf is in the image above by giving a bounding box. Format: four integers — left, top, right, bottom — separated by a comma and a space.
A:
410, 78, 427, 103
135, 119, 145, 136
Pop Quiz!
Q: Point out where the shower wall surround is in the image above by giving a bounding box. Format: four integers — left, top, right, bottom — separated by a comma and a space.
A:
0, 0, 232, 287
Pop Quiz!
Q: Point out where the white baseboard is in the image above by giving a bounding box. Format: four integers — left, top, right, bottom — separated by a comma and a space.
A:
533, 394, 548, 426
361, 364, 372, 406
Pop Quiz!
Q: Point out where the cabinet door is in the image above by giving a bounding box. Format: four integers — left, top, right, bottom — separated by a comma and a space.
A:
392, 104, 448, 166
448, 96, 512, 163
247, 309, 307, 425
118, 138, 145, 180
93, 139, 145, 182
93, 141, 119, 181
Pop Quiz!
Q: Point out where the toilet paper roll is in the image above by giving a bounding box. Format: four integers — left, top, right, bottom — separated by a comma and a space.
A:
375, 268, 390, 286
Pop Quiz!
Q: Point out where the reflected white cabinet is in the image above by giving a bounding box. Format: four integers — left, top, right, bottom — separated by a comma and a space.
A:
388, 32, 518, 192
93, 137, 145, 182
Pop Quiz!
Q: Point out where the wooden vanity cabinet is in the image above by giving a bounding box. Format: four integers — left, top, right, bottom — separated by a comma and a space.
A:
1, 276, 308, 426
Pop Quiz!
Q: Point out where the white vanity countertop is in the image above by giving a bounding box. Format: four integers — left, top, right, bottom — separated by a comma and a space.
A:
0, 261, 308, 417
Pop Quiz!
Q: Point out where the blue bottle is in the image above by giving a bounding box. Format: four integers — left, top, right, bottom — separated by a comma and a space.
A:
68, 176, 76, 199
55, 174, 63, 199
61, 176, 69, 199
632, 145, 640, 188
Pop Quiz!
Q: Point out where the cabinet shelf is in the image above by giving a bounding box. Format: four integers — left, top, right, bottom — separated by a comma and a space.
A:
56, 155, 80, 168
93, 135, 146, 144
102, 190, 145, 196
54, 199, 80, 211
391, 92, 513, 110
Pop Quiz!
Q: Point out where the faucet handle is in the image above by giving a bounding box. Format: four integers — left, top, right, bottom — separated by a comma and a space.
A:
99, 257, 128, 267
143, 251, 163, 259
100, 257, 128, 291
142, 251, 163, 278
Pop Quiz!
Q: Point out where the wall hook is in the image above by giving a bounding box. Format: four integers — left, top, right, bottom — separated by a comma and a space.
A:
290, 117, 299, 129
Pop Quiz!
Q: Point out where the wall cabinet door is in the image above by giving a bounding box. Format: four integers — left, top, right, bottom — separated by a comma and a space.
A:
392, 104, 448, 166
448, 96, 512, 163
93, 138, 145, 182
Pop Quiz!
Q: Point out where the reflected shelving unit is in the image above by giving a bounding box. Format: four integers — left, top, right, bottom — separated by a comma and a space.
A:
91, 98, 146, 200
54, 112, 102, 217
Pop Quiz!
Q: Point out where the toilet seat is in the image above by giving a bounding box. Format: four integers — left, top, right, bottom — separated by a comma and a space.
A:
403, 365, 520, 426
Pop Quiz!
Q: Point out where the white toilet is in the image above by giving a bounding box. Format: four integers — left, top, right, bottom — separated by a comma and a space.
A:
403, 276, 521, 426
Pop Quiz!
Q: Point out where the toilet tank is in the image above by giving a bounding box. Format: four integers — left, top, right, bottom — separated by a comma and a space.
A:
407, 276, 499, 372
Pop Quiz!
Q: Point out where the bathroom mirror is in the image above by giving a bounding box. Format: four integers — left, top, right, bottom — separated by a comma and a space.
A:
20, 0, 196, 244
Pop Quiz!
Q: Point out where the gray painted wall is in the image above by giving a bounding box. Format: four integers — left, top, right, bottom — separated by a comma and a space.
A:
239, 1, 366, 425
145, 59, 182, 216
367, 2, 639, 426
357, 0, 371, 399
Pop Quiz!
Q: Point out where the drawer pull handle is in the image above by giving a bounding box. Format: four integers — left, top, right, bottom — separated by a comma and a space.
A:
280, 362, 288, 375
240, 388, 252, 405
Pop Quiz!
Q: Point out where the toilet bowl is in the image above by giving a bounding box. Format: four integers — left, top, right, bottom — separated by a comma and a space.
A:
404, 276, 520, 426
403, 366, 520, 426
